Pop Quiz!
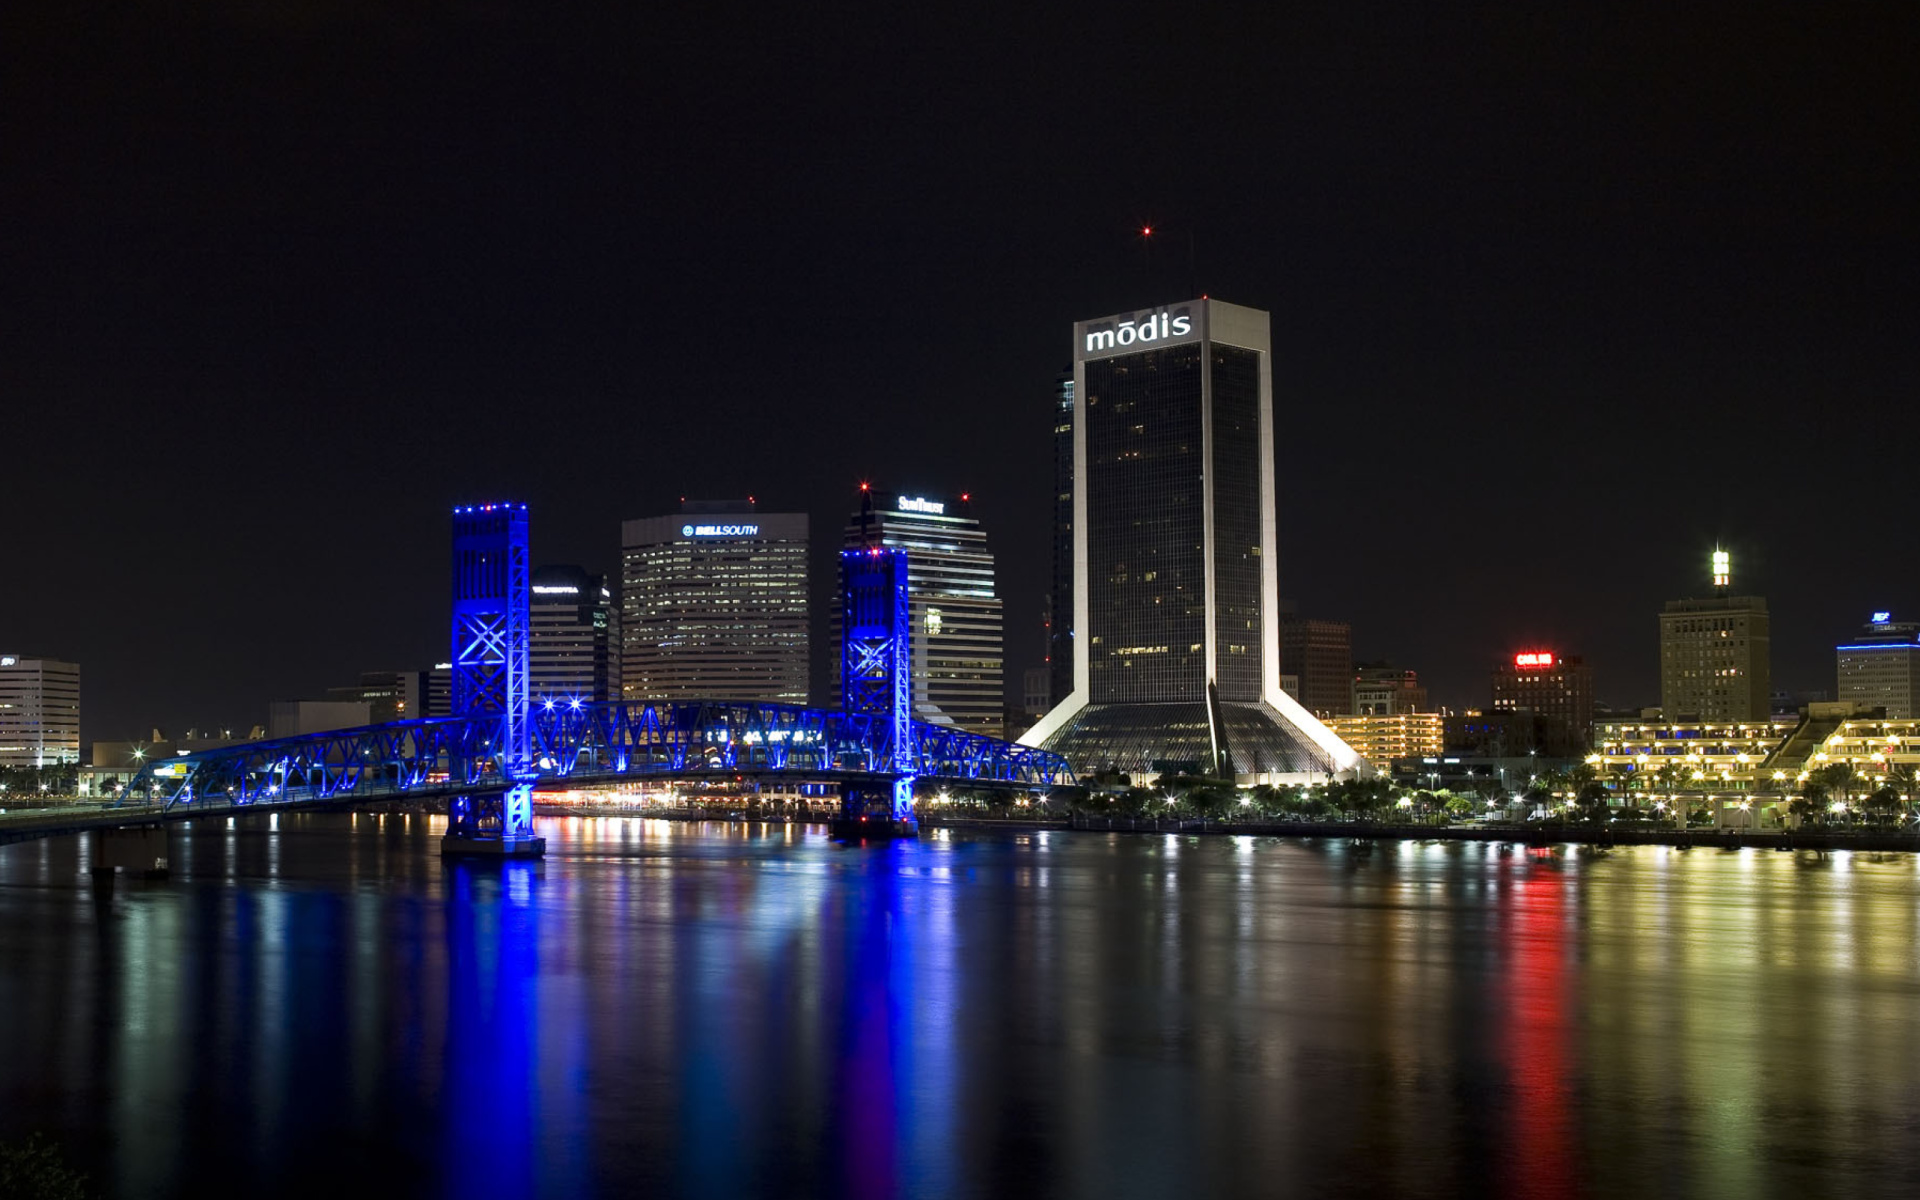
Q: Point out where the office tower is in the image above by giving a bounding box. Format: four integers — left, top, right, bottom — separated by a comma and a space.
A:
424, 663, 452, 717
1490, 650, 1595, 755
1351, 662, 1428, 715
621, 500, 809, 705
1048, 368, 1075, 712
529, 565, 620, 704
1837, 611, 1920, 718
1659, 549, 1770, 722
267, 699, 370, 739
0, 655, 81, 768
1022, 299, 1361, 779
838, 490, 1004, 737
1281, 616, 1354, 717
325, 670, 424, 723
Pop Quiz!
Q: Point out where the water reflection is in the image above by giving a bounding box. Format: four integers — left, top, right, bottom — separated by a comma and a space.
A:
6, 819, 1920, 1197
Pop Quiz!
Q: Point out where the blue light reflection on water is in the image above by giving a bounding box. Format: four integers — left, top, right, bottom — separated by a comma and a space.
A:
7, 819, 1920, 1197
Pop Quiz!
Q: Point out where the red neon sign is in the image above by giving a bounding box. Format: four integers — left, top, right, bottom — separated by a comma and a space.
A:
1514, 651, 1556, 669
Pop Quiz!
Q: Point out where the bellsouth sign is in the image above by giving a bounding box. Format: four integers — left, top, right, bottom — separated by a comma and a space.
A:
682, 523, 759, 538
1084, 307, 1194, 354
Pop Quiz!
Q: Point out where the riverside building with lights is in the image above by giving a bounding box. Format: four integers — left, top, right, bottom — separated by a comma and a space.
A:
1660, 549, 1770, 722
1021, 298, 1361, 781
1491, 650, 1594, 755
530, 565, 620, 704
621, 501, 809, 705
0, 655, 81, 768
1836, 612, 1920, 718
837, 490, 1004, 737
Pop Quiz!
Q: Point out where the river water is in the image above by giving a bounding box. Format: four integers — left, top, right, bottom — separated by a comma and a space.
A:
3, 814, 1919, 1199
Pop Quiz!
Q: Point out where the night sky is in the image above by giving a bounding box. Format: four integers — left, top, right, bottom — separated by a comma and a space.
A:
4, 3, 1914, 742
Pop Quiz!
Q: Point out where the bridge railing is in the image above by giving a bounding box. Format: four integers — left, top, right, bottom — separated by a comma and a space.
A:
111, 700, 1074, 813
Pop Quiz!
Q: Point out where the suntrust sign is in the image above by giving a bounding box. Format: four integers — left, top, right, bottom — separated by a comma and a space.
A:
1082, 305, 1196, 356
682, 523, 759, 538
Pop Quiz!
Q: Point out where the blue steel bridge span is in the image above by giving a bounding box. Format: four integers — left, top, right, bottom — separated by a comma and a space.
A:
112, 698, 1073, 816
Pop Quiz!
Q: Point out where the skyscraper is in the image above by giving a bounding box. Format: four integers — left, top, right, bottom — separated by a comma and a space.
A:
1659, 548, 1770, 722
0, 655, 81, 768
621, 501, 809, 705
1281, 615, 1353, 717
838, 489, 1004, 737
1048, 368, 1075, 713
1490, 650, 1594, 755
1836, 612, 1920, 718
530, 565, 620, 704
1021, 299, 1361, 780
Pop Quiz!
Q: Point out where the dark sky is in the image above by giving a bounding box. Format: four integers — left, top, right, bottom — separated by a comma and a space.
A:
3, 3, 1914, 741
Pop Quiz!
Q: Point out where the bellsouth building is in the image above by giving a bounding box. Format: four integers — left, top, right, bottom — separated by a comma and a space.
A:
1020, 299, 1362, 781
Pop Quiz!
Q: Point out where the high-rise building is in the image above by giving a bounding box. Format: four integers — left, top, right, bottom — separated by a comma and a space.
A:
621, 501, 809, 705
1660, 549, 1770, 722
1021, 299, 1361, 780
836, 490, 1004, 737
267, 699, 370, 739
0, 655, 81, 768
1837, 611, 1920, 718
325, 670, 424, 723
1281, 616, 1353, 717
1490, 650, 1594, 755
1048, 367, 1075, 713
530, 565, 620, 704
1351, 662, 1427, 715
424, 663, 452, 718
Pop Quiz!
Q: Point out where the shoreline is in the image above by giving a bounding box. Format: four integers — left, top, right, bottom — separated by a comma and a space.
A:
528, 805, 1920, 852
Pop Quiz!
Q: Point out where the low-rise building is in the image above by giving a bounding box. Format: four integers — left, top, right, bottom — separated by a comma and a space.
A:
1329, 712, 1443, 772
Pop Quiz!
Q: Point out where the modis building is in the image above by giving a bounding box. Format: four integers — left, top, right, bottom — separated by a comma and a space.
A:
1021, 299, 1362, 781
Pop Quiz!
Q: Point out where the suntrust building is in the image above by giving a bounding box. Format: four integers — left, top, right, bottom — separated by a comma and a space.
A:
1020, 299, 1362, 781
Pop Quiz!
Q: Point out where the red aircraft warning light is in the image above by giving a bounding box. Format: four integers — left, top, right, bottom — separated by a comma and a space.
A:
1514, 651, 1556, 669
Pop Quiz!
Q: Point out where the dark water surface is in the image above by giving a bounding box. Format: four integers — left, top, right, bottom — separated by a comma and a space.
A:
4, 815, 1920, 1199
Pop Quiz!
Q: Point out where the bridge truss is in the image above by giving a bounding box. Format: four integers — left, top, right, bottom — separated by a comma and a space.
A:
112, 700, 1074, 815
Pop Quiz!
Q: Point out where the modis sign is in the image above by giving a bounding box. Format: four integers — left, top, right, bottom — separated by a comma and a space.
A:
1082, 305, 1196, 356
1514, 652, 1556, 669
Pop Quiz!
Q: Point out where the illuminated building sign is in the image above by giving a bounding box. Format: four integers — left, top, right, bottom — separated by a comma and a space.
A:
1514, 652, 1556, 669
0, 656, 14, 667
681, 524, 760, 538
532, 585, 579, 595
898, 496, 945, 515
1083, 307, 1196, 354
1712, 548, 1730, 588
1872, 611, 1892, 624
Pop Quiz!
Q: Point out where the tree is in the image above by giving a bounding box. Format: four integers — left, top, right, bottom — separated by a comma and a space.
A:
0, 1135, 90, 1200
1862, 786, 1904, 829
1574, 781, 1612, 822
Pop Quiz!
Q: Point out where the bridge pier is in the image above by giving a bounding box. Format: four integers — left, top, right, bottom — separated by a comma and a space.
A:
830, 780, 917, 841
443, 784, 546, 859
92, 824, 171, 878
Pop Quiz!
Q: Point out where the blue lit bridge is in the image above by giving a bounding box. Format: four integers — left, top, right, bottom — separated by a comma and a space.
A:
92, 502, 1070, 856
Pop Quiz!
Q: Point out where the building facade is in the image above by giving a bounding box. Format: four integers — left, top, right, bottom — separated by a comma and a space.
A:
1490, 650, 1594, 755
1328, 712, 1443, 772
837, 490, 1004, 737
530, 565, 620, 704
1021, 299, 1360, 780
1352, 662, 1427, 715
1048, 368, 1076, 714
621, 502, 809, 705
325, 670, 425, 724
0, 655, 81, 768
1836, 612, 1920, 718
1660, 554, 1770, 721
1281, 616, 1353, 717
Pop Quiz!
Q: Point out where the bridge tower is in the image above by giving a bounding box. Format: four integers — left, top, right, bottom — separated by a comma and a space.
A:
833, 545, 917, 838
444, 503, 545, 858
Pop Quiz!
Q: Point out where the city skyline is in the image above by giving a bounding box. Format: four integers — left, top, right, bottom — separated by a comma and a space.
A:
3, 7, 1913, 740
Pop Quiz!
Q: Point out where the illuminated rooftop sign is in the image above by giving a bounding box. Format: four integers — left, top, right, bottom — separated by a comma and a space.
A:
532, 585, 580, 595
897, 496, 945, 515
1712, 548, 1730, 588
0, 656, 15, 667
1872, 611, 1892, 624
682, 523, 759, 538
1514, 652, 1556, 669
1084, 308, 1194, 354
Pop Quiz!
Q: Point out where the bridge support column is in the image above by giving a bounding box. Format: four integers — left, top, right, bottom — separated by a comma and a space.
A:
832, 544, 918, 841
442, 503, 545, 860
92, 825, 171, 878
